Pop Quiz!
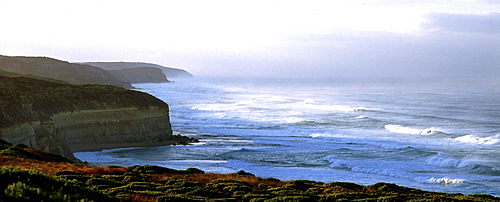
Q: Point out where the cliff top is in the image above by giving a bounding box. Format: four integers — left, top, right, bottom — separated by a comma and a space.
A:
0, 55, 133, 88
0, 75, 168, 127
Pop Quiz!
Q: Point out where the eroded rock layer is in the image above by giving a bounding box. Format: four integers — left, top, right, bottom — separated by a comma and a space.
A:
0, 75, 172, 161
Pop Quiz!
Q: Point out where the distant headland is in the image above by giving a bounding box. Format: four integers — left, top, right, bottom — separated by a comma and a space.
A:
0, 55, 195, 162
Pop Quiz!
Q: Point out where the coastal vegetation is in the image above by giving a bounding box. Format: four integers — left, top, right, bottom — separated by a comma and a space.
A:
0, 139, 498, 202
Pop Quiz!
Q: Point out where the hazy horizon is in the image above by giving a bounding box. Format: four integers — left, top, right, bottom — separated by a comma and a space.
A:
1, 0, 498, 79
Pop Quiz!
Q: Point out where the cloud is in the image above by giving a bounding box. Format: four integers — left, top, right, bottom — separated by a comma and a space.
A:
423, 12, 500, 34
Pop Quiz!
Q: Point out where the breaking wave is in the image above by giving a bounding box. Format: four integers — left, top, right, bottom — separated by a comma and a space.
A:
426, 153, 471, 168
324, 156, 465, 184
385, 125, 439, 135
452, 134, 500, 145
426, 177, 465, 184
426, 153, 500, 176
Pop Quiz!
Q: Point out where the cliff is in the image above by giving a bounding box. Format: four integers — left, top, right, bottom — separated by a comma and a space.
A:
107, 67, 170, 83
0, 75, 173, 161
84, 62, 194, 79
0, 55, 133, 89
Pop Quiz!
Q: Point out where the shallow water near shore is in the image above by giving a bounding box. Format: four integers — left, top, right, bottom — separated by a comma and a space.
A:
75, 77, 500, 196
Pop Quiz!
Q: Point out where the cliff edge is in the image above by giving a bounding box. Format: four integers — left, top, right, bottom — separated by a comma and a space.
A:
107, 67, 170, 83
0, 75, 173, 162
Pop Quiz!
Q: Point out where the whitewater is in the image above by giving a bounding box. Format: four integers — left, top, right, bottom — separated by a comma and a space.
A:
75, 77, 500, 196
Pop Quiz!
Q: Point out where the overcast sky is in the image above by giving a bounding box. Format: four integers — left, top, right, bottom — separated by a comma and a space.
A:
1, 0, 499, 78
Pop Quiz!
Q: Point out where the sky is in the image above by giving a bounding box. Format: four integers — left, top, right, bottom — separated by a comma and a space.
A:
0, 0, 499, 78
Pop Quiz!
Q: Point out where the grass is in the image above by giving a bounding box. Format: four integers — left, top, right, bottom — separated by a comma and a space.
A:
0, 74, 168, 126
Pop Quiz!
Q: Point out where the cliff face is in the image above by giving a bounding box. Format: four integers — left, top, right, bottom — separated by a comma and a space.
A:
108, 67, 170, 83
0, 76, 172, 161
0, 55, 133, 89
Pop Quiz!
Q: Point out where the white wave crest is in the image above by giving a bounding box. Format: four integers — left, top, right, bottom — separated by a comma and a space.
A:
237, 100, 253, 105
385, 125, 438, 135
310, 133, 339, 138
214, 113, 226, 117
302, 99, 316, 104
287, 111, 303, 115
269, 96, 287, 101
285, 117, 304, 123
323, 156, 350, 169
427, 177, 465, 184
356, 116, 368, 119
452, 134, 500, 145
305, 104, 367, 112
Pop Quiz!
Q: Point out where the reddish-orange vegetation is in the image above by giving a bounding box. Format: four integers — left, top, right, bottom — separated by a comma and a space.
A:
0, 156, 129, 175
0, 155, 285, 188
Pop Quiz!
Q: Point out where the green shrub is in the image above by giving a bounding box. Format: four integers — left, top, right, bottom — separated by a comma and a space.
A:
120, 182, 162, 191
0, 139, 13, 149
284, 180, 320, 191
162, 178, 202, 188
186, 187, 229, 198
258, 183, 271, 189
365, 182, 413, 193
0, 147, 44, 161
102, 174, 125, 182
163, 187, 198, 194
186, 167, 205, 174
56, 174, 90, 182
54, 170, 83, 176
157, 194, 207, 202
243, 193, 275, 200
326, 182, 364, 191
86, 177, 123, 187
0, 167, 116, 201
265, 195, 315, 202
132, 165, 179, 174
207, 178, 254, 195
234, 170, 255, 176
267, 187, 306, 196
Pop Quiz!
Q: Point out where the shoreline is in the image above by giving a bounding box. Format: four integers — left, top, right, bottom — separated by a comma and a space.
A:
69, 135, 198, 153
69, 140, 179, 153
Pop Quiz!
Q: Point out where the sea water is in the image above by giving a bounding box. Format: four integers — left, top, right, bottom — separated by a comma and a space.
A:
75, 77, 500, 196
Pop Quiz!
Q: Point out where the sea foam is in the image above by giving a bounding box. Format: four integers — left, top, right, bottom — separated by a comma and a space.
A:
452, 134, 500, 145
426, 177, 465, 184
385, 125, 438, 135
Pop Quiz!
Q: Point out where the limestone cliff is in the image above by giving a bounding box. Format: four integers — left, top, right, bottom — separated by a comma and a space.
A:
0, 75, 172, 161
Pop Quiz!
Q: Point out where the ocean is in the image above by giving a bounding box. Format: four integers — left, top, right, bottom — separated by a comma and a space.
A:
75, 77, 500, 196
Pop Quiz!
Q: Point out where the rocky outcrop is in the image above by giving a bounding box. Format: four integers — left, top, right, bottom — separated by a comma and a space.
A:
0, 75, 172, 161
85, 62, 194, 79
0, 55, 133, 89
107, 67, 170, 83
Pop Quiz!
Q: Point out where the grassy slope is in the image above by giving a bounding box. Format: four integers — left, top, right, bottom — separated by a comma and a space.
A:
0, 75, 168, 127
0, 140, 498, 202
